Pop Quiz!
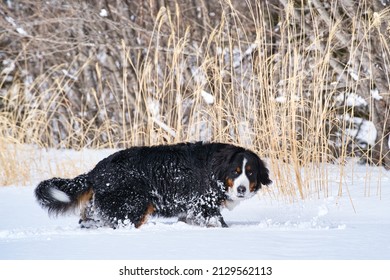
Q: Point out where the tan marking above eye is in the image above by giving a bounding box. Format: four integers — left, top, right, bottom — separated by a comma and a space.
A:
246, 165, 253, 176
235, 167, 241, 174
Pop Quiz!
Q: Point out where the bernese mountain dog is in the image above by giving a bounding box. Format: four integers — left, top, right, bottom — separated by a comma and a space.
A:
35, 142, 272, 228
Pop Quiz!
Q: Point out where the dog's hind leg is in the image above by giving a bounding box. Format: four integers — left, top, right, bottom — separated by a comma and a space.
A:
134, 203, 155, 228
78, 191, 106, 228
93, 189, 154, 229
79, 189, 94, 220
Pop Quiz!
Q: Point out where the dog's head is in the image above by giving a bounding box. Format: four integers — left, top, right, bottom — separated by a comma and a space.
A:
212, 145, 272, 201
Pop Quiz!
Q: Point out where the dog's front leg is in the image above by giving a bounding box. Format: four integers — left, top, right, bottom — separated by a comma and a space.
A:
184, 194, 228, 227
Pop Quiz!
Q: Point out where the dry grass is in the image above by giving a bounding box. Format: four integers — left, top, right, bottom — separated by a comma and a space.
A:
1, 0, 389, 199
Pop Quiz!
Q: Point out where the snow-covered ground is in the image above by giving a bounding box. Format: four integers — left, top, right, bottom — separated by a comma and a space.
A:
0, 149, 389, 260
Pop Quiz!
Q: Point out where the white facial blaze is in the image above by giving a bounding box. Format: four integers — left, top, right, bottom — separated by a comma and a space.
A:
229, 158, 252, 200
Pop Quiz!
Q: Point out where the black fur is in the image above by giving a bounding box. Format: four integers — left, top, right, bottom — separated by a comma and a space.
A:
35, 174, 89, 214
35, 142, 272, 228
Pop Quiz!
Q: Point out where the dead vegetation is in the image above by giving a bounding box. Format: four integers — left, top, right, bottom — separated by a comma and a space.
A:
1, 0, 390, 195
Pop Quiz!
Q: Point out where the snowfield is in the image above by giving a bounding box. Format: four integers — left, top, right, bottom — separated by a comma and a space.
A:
0, 149, 389, 260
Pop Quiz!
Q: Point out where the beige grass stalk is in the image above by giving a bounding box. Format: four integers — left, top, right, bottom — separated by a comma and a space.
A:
0, 0, 386, 202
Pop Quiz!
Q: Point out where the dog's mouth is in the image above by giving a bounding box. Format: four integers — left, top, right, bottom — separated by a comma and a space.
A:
235, 190, 257, 200
226, 192, 249, 201
226, 186, 255, 201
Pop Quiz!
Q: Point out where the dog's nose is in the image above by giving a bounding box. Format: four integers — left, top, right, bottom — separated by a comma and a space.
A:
237, 186, 246, 194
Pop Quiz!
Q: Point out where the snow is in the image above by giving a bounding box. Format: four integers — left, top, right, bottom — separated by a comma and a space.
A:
147, 97, 160, 118
152, 117, 177, 137
99, 9, 108, 17
275, 94, 300, 103
0, 149, 389, 260
61, 69, 78, 80
348, 69, 359, 81
200, 90, 215, 104
344, 116, 377, 146
335, 92, 367, 107
1, 59, 15, 75
5, 15, 28, 36
371, 88, 383, 100
244, 43, 257, 56
16, 27, 28, 36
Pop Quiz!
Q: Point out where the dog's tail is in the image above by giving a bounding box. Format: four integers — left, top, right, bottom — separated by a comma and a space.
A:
35, 174, 93, 215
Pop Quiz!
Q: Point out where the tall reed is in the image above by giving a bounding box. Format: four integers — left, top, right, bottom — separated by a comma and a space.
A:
0, 0, 388, 199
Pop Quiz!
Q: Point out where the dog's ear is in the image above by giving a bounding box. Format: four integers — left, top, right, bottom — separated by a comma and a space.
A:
256, 157, 272, 187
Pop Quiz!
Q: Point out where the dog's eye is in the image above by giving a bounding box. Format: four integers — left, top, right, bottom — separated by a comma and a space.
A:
247, 171, 253, 176
232, 167, 241, 175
